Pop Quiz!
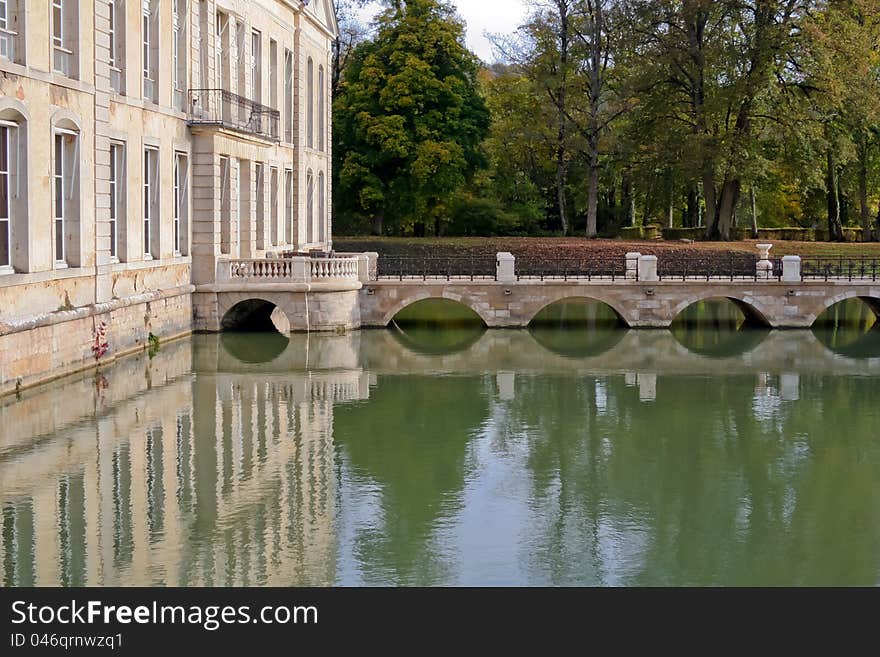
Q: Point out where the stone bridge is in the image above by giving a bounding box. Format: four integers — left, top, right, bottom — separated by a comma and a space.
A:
359, 279, 880, 329
196, 251, 880, 331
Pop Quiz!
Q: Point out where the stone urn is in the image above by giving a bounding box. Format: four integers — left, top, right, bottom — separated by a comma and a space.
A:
756, 243, 774, 279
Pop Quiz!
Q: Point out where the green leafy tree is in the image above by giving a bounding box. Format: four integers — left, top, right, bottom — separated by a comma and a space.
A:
333, 0, 490, 235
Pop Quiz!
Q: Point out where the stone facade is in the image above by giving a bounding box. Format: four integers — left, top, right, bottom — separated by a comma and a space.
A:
0, 1, 338, 395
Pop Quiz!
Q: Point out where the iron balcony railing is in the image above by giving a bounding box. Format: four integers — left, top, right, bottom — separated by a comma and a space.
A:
187, 89, 280, 142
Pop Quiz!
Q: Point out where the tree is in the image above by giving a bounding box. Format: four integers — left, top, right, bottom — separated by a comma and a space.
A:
802, 0, 880, 241
624, 0, 814, 240
333, 0, 373, 98
333, 0, 490, 235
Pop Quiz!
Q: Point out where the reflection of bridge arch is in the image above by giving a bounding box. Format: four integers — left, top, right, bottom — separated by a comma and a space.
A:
527, 296, 626, 327
220, 331, 290, 364
529, 326, 627, 359
389, 324, 486, 356
671, 326, 770, 359
813, 327, 880, 359
669, 293, 772, 327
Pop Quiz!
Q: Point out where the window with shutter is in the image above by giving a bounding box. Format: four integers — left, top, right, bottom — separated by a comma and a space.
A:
0, 123, 10, 268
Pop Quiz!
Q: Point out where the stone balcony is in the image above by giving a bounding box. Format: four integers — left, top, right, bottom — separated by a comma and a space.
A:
187, 89, 280, 142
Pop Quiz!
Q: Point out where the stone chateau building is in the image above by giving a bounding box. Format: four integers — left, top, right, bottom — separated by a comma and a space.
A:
0, 0, 339, 395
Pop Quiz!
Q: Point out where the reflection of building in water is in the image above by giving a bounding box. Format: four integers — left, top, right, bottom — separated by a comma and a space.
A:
0, 342, 370, 587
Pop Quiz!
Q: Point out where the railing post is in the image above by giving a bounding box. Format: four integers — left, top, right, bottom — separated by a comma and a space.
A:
497, 252, 516, 283
781, 255, 801, 283
638, 255, 659, 282
625, 252, 641, 280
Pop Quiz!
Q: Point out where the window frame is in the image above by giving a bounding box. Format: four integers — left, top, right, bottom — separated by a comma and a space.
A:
0, 121, 11, 271
143, 146, 158, 259
307, 58, 314, 149
284, 49, 293, 143
250, 29, 261, 104
53, 127, 79, 267
306, 170, 314, 244
109, 141, 125, 262
173, 151, 188, 256
284, 169, 293, 245
318, 65, 325, 152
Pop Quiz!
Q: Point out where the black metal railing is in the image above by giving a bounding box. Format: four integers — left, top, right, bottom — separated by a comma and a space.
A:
800, 256, 880, 281
378, 256, 498, 281
515, 256, 627, 281
658, 254, 783, 281
188, 89, 280, 142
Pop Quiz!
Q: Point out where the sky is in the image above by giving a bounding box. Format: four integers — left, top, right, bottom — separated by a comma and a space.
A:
355, 0, 530, 62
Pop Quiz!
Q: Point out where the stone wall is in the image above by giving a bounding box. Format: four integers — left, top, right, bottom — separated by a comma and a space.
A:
194, 284, 361, 333
0, 289, 193, 397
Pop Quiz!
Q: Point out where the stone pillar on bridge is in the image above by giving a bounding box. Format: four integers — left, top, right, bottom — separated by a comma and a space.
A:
626, 252, 641, 280
290, 257, 311, 282
782, 255, 802, 282
638, 255, 659, 282
357, 252, 379, 283
497, 252, 516, 283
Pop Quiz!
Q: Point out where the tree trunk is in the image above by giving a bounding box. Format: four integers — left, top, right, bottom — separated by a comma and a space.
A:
371, 208, 384, 236
554, 1, 570, 235
685, 187, 699, 228
586, 148, 599, 237
621, 175, 634, 227
826, 151, 843, 242
702, 167, 718, 239
858, 133, 871, 242
750, 186, 758, 239
714, 179, 740, 241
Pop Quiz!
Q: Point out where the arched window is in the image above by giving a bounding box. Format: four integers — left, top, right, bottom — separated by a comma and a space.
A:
0, 103, 28, 273
307, 57, 314, 149
306, 170, 314, 244
318, 65, 325, 152
52, 115, 81, 268
318, 171, 325, 243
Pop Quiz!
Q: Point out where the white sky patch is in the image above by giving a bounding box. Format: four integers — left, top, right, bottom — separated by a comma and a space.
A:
355, 0, 529, 62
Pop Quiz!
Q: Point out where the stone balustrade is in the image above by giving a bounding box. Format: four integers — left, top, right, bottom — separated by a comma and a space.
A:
310, 257, 359, 281
219, 256, 363, 284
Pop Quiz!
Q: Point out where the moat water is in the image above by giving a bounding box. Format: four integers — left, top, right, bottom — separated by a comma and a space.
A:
1, 299, 879, 586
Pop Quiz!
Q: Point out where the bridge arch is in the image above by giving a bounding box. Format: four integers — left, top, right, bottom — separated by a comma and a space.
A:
381, 292, 491, 327
523, 294, 630, 327
669, 293, 772, 327
808, 291, 880, 327
220, 297, 291, 333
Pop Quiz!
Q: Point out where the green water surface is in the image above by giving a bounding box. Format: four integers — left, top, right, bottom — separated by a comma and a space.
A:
1, 299, 878, 586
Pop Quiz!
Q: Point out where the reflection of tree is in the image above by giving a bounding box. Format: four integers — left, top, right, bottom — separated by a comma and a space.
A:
500, 373, 880, 585
332, 375, 490, 585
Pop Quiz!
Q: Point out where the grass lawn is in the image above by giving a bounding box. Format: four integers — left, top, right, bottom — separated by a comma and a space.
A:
334, 236, 880, 260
